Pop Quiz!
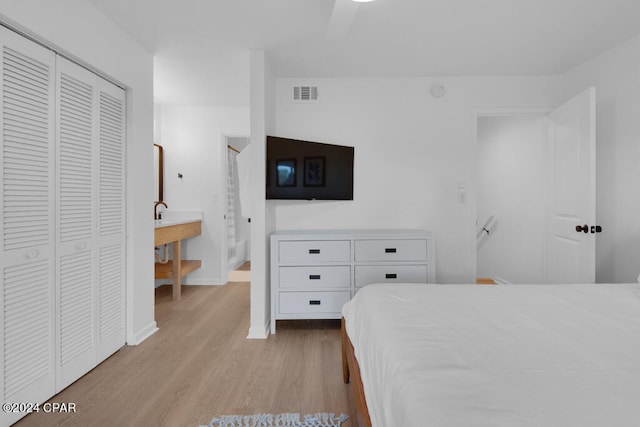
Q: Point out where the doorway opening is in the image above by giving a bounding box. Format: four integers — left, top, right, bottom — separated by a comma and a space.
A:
223, 135, 251, 283
476, 113, 549, 284
228, 261, 251, 283
476, 88, 597, 285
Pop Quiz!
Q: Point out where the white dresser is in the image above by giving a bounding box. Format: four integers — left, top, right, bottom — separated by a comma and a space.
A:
270, 229, 435, 333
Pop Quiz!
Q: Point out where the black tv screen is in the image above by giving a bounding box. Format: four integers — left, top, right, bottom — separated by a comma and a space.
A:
266, 136, 354, 200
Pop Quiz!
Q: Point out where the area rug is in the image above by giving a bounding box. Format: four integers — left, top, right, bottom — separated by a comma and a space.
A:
199, 412, 349, 427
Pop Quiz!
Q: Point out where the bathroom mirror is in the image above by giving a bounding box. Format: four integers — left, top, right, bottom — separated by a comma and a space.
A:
154, 144, 164, 203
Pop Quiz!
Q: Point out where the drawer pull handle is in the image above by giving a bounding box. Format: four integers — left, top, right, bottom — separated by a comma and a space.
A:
309, 300, 321, 305
385, 273, 398, 279
309, 249, 321, 254
309, 274, 321, 280
385, 248, 397, 253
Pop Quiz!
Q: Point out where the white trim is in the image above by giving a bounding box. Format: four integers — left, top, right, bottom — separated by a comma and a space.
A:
129, 321, 158, 345
220, 133, 230, 288
247, 319, 270, 339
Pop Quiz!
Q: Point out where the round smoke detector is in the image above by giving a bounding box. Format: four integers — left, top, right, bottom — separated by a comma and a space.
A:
430, 82, 446, 98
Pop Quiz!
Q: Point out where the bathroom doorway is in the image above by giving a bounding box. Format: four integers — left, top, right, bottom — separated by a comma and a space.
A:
223, 135, 251, 282
228, 261, 251, 283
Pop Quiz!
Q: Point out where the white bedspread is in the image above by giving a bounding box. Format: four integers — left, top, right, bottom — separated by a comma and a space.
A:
342, 283, 640, 427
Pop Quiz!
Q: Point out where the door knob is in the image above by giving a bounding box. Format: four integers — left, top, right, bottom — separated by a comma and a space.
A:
591, 225, 602, 233
575, 224, 588, 233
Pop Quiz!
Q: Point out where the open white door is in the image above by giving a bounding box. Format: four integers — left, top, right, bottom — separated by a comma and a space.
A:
547, 87, 596, 283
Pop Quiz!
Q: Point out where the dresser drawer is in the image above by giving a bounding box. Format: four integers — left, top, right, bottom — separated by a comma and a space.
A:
279, 266, 350, 289
279, 291, 350, 314
355, 265, 428, 288
354, 239, 427, 262
278, 240, 351, 263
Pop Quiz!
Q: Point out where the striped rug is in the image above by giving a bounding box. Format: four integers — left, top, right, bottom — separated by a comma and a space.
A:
200, 413, 348, 427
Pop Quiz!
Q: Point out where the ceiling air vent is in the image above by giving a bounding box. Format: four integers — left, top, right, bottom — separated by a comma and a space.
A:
293, 86, 318, 102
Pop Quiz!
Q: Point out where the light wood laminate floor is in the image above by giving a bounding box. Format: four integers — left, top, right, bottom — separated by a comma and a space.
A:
15, 281, 356, 426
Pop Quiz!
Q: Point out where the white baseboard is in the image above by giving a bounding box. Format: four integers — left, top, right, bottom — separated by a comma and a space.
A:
129, 321, 158, 345
247, 319, 270, 339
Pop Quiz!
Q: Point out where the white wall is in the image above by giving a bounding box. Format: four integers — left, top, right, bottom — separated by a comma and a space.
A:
159, 106, 250, 284
274, 76, 564, 283
477, 115, 548, 283
561, 32, 640, 284
0, 0, 156, 344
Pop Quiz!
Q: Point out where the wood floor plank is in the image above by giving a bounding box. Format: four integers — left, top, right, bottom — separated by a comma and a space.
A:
14, 282, 356, 427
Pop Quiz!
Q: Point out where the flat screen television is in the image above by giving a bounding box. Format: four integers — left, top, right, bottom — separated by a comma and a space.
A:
266, 136, 354, 200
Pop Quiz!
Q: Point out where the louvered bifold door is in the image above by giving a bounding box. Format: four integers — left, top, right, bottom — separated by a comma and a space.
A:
55, 57, 98, 390
95, 77, 125, 363
0, 27, 56, 426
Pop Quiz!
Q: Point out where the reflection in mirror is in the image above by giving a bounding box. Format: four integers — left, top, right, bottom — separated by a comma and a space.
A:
154, 144, 164, 203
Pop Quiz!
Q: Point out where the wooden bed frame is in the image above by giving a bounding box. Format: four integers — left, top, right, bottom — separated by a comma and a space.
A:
341, 317, 373, 427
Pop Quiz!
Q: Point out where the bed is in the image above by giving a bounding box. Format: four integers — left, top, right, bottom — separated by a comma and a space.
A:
341, 283, 640, 427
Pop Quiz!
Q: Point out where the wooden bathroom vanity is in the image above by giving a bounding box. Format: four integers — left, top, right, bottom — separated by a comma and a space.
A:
154, 219, 202, 300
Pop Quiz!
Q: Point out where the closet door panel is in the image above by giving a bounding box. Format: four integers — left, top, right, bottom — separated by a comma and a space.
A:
1, 27, 127, 425
96, 80, 125, 361
98, 244, 124, 360
55, 57, 97, 390
98, 87, 125, 237
0, 27, 56, 426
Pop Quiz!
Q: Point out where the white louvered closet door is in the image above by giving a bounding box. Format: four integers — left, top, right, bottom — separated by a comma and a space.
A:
55, 57, 126, 388
55, 57, 98, 390
0, 27, 125, 425
95, 77, 125, 363
0, 27, 56, 425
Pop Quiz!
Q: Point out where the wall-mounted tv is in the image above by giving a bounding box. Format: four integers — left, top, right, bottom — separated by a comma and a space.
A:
266, 136, 354, 200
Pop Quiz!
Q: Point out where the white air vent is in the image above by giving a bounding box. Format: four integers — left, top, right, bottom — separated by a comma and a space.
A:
293, 86, 318, 102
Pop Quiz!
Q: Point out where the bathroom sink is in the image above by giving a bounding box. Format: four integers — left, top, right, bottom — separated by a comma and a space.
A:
154, 216, 200, 228
154, 218, 179, 228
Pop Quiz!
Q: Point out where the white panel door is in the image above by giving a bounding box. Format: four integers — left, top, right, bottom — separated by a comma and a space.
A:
0, 26, 56, 426
55, 56, 98, 390
96, 78, 125, 363
547, 88, 596, 283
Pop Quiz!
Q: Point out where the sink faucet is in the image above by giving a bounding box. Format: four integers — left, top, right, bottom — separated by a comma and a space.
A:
154, 201, 167, 220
